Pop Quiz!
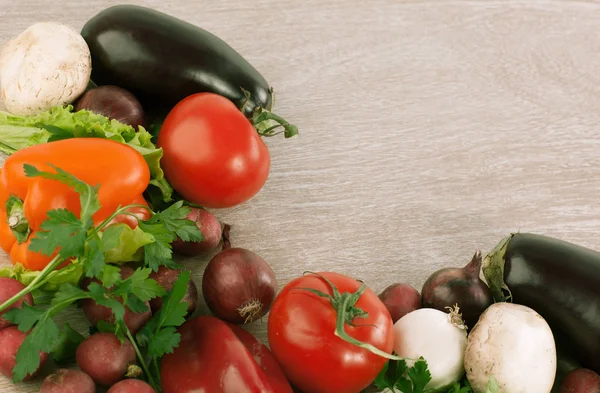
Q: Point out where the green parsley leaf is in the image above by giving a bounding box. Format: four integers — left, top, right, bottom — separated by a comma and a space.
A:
127, 268, 165, 302
408, 358, 432, 393
12, 317, 60, 382
23, 164, 100, 228
136, 270, 190, 353
3, 303, 45, 332
83, 234, 106, 279
125, 296, 150, 314
50, 323, 85, 365
100, 265, 122, 288
28, 208, 86, 259
147, 326, 180, 358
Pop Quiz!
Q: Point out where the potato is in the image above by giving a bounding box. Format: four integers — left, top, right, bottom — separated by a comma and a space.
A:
107, 379, 155, 393
40, 369, 95, 393
76, 332, 137, 386
0, 326, 47, 380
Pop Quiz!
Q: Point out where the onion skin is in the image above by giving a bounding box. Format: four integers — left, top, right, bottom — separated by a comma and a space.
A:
421, 251, 493, 329
75, 85, 145, 129
202, 247, 277, 324
561, 368, 600, 393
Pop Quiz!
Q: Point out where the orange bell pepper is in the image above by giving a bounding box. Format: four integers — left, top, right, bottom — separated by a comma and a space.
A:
0, 138, 152, 271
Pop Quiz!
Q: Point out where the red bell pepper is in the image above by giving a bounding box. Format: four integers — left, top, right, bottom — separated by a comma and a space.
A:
160, 315, 293, 393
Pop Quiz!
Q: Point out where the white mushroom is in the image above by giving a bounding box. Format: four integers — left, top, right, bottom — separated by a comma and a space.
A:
0, 22, 91, 115
464, 302, 557, 393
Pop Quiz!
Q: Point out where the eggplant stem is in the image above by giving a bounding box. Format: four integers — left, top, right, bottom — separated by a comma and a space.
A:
481, 235, 514, 302
240, 87, 298, 139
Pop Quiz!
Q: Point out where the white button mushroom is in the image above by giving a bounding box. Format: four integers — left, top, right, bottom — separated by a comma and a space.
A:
464, 302, 557, 393
0, 22, 91, 115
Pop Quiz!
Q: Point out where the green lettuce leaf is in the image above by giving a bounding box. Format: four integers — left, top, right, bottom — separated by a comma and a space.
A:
99, 224, 155, 263
0, 105, 172, 202
0, 262, 83, 292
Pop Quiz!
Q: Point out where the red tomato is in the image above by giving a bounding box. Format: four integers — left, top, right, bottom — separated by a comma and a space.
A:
267, 272, 394, 393
157, 93, 270, 208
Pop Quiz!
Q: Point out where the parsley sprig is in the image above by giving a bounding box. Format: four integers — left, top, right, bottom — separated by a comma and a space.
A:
1, 164, 203, 389
372, 359, 500, 393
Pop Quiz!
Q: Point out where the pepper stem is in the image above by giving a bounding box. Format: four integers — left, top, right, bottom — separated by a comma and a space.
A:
301, 272, 402, 361
5, 196, 30, 244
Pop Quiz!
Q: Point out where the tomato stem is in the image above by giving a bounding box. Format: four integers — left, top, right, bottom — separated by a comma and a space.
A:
300, 272, 402, 361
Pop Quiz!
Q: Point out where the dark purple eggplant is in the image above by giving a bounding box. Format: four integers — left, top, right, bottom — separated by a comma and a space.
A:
81, 5, 296, 137
482, 233, 600, 374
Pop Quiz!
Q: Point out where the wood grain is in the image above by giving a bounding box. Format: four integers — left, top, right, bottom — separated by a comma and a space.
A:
2, 0, 600, 391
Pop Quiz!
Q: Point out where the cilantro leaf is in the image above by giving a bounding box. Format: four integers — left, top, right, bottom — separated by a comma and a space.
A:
3, 303, 45, 332
23, 164, 100, 228
100, 265, 122, 288
408, 358, 432, 393
155, 201, 204, 242
147, 326, 180, 358
138, 224, 175, 271
136, 270, 189, 352
83, 234, 106, 279
28, 208, 86, 259
127, 268, 165, 302
125, 295, 150, 314
12, 317, 60, 382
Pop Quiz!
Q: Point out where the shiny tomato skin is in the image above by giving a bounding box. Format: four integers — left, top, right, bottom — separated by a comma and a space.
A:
157, 93, 270, 208
267, 272, 394, 393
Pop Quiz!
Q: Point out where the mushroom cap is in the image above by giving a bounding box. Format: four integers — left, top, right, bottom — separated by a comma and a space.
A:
0, 22, 91, 115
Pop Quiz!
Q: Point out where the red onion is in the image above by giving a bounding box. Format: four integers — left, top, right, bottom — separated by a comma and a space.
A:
421, 250, 493, 329
378, 283, 422, 323
202, 226, 277, 324
75, 85, 145, 129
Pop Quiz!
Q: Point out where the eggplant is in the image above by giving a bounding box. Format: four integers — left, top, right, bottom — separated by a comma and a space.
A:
481, 233, 600, 374
81, 5, 296, 137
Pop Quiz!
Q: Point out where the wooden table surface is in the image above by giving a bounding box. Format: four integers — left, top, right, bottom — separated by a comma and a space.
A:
2, 0, 600, 391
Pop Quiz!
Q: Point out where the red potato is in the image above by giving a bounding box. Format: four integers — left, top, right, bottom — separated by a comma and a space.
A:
149, 267, 198, 316
80, 266, 151, 334
378, 283, 422, 323
172, 207, 223, 256
0, 326, 47, 380
76, 332, 137, 387
0, 277, 33, 329
107, 379, 155, 393
40, 369, 96, 393
561, 368, 600, 393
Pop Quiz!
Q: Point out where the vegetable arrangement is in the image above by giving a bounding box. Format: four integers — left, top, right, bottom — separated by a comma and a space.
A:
0, 4, 598, 393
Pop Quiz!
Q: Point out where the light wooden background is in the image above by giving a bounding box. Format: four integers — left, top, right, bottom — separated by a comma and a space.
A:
2, 0, 600, 391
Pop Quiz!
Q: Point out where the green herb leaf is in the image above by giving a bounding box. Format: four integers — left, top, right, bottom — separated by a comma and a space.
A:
100, 224, 153, 263
408, 358, 432, 393
83, 234, 106, 279
28, 208, 86, 259
100, 265, 122, 288
3, 303, 44, 332
147, 326, 180, 358
136, 270, 190, 353
87, 282, 126, 322
12, 317, 60, 382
